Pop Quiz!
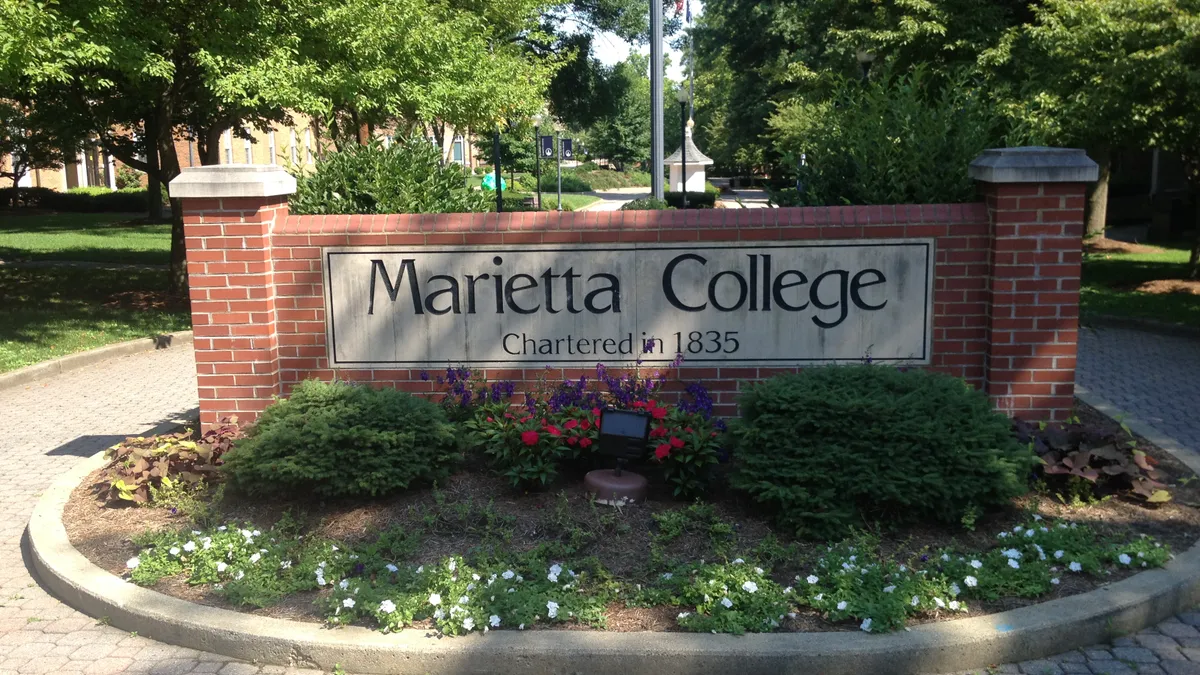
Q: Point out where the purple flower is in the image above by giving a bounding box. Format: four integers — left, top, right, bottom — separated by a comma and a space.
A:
420, 371, 430, 381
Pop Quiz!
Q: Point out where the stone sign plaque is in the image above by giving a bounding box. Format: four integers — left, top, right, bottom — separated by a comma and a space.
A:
322, 240, 934, 367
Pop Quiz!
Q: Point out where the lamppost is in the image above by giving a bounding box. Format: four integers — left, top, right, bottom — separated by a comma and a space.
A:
856, 49, 876, 81
677, 87, 690, 209
533, 112, 544, 210
556, 122, 563, 212
492, 128, 503, 213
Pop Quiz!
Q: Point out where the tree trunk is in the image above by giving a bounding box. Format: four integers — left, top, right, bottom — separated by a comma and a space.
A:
197, 126, 222, 165
144, 116, 164, 221
1190, 199, 1200, 278
156, 123, 188, 298
1086, 146, 1111, 238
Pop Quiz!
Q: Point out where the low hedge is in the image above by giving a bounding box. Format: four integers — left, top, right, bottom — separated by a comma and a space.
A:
620, 197, 674, 211
1, 186, 150, 212
664, 191, 717, 209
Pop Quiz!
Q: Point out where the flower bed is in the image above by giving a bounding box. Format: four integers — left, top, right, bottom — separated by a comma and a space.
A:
63, 359, 1200, 638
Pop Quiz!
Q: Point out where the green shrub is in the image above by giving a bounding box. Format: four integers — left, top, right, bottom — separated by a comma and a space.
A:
289, 138, 487, 215
221, 380, 457, 499
116, 164, 144, 189
768, 188, 805, 207
0, 186, 149, 212
730, 366, 1034, 537
768, 66, 1002, 205
538, 172, 592, 193
664, 191, 716, 209
574, 169, 652, 191
620, 197, 674, 211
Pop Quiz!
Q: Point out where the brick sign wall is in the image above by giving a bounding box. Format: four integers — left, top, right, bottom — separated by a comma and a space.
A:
172, 150, 1095, 427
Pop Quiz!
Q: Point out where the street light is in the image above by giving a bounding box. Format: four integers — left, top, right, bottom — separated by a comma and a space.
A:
676, 87, 690, 209
855, 49, 876, 81
532, 112, 545, 210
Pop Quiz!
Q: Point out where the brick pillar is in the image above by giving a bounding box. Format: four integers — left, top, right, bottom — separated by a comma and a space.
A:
969, 147, 1098, 421
169, 166, 296, 426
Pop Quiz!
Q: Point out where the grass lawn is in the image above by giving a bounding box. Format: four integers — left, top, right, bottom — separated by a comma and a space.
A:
1081, 238, 1200, 327
0, 212, 171, 265
0, 266, 190, 373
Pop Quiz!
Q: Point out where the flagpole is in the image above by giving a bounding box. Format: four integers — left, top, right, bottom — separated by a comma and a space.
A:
650, 0, 664, 200
687, 0, 694, 120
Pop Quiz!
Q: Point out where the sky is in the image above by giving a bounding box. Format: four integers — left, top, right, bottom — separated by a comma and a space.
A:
589, 0, 704, 83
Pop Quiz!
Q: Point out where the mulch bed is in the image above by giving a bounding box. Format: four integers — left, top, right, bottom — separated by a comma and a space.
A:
63, 399, 1200, 632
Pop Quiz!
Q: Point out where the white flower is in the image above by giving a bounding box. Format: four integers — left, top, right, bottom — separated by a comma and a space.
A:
662, 573, 673, 580
998, 532, 1008, 538
249, 553, 261, 564
1138, 552, 1145, 558
126, 557, 140, 569
416, 566, 423, 574
183, 541, 196, 553
1025, 529, 1036, 538
217, 526, 227, 531
1055, 550, 1064, 559
462, 617, 475, 631
948, 601, 961, 611
941, 553, 950, 562
339, 579, 350, 590
458, 596, 469, 605
721, 597, 733, 609
754, 567, 764, 575
1050, 578, 1060, 585
732, 558, 744, 564
1068, 562, 1082, 572
1008, 559, 1020, 570
1014, 525, 1023, 532
970, 560, 983, 569
518, 623, 525, 630
217, 562, 227, 573
429, 593, 442, 606
202, 538, 212, 550
849, 555, 857, 562
378, 599, 396, 614
964, 576, 978, 588
1118, 554, 1132, 565
807, 575, 819, 584
235, 570, 244, 580
252, 530, 261, 537
882, 585, 896, 594
240, 529, 252, 538
836, 601, 848, 610
1033, 515, 1043, 521
814, 593, 823, 602
860, 618, 873, 632
448, 560, 457, 572
1001, 549, 1021, 559
502, 570, 515, 580
169, 547, 181, 557
742, 581, 758, 594
934, 597, 945, 608
473, 574, 481, 581
677, 612, 691, 619
546, 601, 559, 619
911, 596, 920, 607
489, 615, 501, 627
949, 583, 960, 597
280, 560, 292, 570
547, 572, 559, 583
431, 608, 444, 620
386, 564, 398, 573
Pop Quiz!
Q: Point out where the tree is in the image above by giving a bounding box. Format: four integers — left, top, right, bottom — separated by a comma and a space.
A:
0, 100, 74, 187
983, 0, 1200, 237
0, 0, 555, 295
586, 56, 651, 171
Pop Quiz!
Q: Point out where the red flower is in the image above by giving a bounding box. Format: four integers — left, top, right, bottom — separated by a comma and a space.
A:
567, 436, 578, 446
520, 416, 531, 423
670, 436, 685, 448
650, 426, 667, 439
632, 401, 646, 409
684, 427, 693, 433
521, 430, 540, 446
655, 443, 671, 460
591, 407, 601, 417
504, 413, 513, 419
564, 419, 579, 430
580, 420, 591, 431
579, 438, 592, 448
651, 407, 668, 420
486, 417, 494, 423
546, 426, 562, 437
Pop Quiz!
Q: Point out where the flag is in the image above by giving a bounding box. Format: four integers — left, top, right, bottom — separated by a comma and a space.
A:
675, 0, 683, 15
686, 0, 691, 22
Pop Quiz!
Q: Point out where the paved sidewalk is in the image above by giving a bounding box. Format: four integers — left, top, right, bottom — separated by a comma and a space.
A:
1, 326, 1198, 674
1078, 325, 1200, 453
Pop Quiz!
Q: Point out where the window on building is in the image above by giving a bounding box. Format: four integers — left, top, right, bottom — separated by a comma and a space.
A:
244, 127, 253, 164
224, 130, 233, 164
305, 129, 313, 164
290, 130, 297, 164
268, 131, 276, 165
452, 137, 464, 164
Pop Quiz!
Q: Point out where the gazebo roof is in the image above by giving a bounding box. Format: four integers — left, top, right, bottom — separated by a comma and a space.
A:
665, 128, 713, 166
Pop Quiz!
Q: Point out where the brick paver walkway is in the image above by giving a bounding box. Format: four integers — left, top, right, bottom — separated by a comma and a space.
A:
0, 329, 1197, 674
1078, 325, 1200, 452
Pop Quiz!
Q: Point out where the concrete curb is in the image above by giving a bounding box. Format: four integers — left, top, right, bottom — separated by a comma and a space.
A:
1083, 314, 1200, 340
0, 330, 193, 392
27, 450, 1200, 674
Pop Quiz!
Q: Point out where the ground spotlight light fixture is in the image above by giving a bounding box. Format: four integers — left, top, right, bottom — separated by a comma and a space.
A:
584, 408, 652, 506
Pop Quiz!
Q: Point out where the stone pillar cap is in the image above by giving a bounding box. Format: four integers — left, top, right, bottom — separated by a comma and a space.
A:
169, 165, 296, 199
969, 146, 1099, 183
